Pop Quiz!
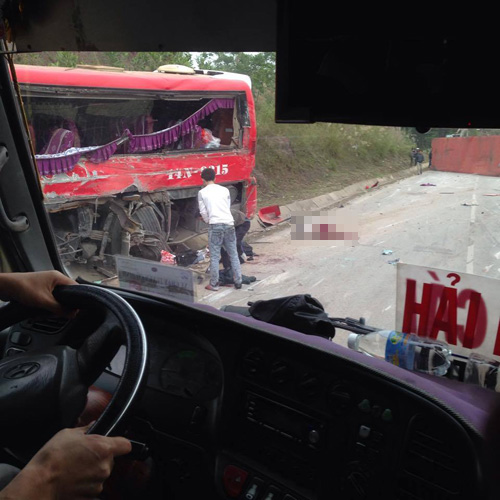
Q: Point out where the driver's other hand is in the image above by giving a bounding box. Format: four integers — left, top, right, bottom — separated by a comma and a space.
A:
0, 270, 78, 316
0, 424, 131, 499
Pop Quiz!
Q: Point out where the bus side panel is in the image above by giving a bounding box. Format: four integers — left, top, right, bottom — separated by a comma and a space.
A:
41, 152, 255, 199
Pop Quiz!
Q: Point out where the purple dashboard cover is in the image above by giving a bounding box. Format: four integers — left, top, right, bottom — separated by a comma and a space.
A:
191, 302, 498, 437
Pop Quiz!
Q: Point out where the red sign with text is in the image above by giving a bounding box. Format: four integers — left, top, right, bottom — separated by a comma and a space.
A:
396, 264, 500, 359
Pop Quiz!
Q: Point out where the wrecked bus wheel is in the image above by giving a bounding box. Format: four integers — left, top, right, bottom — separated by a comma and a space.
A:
108, 205, 169, 262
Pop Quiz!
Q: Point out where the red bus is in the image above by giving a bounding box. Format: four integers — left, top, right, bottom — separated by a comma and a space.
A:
14, 63, 257, 265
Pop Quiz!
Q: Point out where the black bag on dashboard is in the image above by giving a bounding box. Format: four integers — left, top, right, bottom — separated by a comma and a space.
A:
248, 294, 335, 339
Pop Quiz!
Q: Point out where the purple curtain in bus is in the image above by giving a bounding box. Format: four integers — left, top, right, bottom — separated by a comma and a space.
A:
127, 98, 234, 153
35, 98, 235, 176
36, 151, 82, 175
35, 140, 122, 175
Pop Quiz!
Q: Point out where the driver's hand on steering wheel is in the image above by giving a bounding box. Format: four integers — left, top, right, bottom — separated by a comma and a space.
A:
0, 271, 78, 316
0, 423, 131, 499
0, 272, 140, 499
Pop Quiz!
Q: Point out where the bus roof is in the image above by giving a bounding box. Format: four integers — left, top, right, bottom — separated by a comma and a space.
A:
14, 64, 253, 94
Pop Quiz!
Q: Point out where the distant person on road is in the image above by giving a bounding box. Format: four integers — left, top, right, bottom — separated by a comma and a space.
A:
198, 168, 242, 291
415, 148, 424, 174
411, 148, 417, 166
428, 148, 432, 168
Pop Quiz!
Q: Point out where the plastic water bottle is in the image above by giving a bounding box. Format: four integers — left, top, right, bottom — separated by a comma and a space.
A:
347, 330, 452, 376
464, 352, 500, 391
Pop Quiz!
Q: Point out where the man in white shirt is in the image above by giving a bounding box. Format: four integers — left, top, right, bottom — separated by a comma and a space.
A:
198, 168, 242, 291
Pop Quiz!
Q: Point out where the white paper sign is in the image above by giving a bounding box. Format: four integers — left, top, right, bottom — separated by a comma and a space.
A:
115, 255, 196, 302
396, 263, 500, 359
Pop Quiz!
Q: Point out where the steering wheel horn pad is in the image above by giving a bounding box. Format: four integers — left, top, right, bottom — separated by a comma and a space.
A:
0, 346, 86, 446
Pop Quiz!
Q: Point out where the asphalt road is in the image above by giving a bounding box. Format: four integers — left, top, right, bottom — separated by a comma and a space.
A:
198, 170, 500, 347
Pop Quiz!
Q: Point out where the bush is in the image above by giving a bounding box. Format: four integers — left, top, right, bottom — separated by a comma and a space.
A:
254, 90, 414, 206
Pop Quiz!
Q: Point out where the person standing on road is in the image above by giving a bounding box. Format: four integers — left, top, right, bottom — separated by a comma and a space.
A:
198, 168, 242, 291
415, 148, 424, 174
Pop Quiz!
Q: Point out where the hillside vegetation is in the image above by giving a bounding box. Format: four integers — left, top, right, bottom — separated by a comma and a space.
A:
254, 92, 414, 207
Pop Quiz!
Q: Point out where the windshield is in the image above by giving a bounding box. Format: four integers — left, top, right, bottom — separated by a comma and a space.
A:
12, 51, 500, 361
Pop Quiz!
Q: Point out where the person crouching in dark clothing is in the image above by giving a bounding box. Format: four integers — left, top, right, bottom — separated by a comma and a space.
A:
221, 209, 250, 269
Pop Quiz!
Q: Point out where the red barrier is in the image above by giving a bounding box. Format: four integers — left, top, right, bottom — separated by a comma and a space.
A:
431, 136, 500, 176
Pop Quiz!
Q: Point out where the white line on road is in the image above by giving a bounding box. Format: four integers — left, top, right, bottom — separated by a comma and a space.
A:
470, 194, 477, 223
244, 275, 273, 289
203, 288, 234, 304
466, 181, 478, 274
379, 217, 417, 230
311, 278, 325, 289
466, 245, 474, 274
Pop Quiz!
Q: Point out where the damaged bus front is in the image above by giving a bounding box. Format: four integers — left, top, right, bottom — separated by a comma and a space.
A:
15, 63, 257, 268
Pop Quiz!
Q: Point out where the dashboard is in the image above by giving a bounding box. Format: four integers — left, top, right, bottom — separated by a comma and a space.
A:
0, 290, 496, 500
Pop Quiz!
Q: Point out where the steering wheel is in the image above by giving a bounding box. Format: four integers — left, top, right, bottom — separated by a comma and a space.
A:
0, 284, 148, 458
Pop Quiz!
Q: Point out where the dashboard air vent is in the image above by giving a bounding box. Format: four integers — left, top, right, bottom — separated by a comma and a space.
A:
20, 316, 69, 335
397, 416, 462, 499
242, 348, 265, 380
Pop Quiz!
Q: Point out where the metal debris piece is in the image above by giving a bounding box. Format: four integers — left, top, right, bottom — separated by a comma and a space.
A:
258, 205, 286, 225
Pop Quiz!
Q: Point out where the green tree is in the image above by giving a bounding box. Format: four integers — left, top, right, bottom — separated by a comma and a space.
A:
53, 52, 79, 67
194, 52, 275, 96
402, 127, 459, 150
103, 52, 192, 71
14, 51, 192, 71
